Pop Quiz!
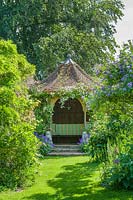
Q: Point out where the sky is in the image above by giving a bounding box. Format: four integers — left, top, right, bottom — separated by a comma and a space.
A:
115, 0, 133, 46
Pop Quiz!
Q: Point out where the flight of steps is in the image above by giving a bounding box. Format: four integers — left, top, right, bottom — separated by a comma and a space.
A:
48, 144, 86, 156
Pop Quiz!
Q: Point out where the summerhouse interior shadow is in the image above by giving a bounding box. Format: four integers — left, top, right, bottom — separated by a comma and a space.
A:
52, 98, 84, 144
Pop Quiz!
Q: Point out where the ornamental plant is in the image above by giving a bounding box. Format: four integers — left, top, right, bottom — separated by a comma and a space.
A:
0, 40, 37, 189
86, 110, 132, 162
88, 41, 133, 190
34, 93, 53, 134
34, 132, 54, 156
101, 142, 133, 190
78, 133, 90, 153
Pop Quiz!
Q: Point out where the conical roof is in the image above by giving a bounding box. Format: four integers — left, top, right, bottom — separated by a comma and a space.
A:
38, 57, 96, 92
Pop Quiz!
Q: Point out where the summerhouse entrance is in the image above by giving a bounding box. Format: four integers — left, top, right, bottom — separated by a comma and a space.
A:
51, 98, 84, 144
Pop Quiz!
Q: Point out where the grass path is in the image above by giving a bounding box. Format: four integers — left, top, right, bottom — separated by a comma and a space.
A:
0, 156, 132, 200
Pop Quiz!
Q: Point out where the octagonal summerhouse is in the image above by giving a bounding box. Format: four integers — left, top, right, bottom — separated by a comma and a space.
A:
37, 57, 97, 144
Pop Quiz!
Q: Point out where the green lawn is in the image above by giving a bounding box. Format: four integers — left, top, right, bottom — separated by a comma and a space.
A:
0, 156, 132, 200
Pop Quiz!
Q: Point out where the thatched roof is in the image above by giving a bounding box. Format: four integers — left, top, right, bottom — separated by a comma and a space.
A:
38, 58, 96, 92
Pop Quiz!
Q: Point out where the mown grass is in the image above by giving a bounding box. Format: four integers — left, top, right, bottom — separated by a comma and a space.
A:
0, 156, 132, 200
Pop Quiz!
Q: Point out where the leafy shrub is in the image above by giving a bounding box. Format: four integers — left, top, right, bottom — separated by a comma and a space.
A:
39, 143, 53, 156
78, 134, 90, 153
34, 132, 54, 156
0, 40, 37, 189
85, 113, 116, 161
101, 143, 133, 190
88, 132, 108, 161
88, 42, 133, 190
87, 112, 133, 162
34, 94, 53, 134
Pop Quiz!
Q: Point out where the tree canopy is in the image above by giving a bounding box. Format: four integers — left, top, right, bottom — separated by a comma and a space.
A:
0, 0, 124, 78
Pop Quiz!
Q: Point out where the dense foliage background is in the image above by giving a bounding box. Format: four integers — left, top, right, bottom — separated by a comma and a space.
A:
0, 40, 37, 189
85, 42, 133, 190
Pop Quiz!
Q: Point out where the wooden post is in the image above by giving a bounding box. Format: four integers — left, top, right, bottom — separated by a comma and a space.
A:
50, 97, 59, 135
84, 109, 87, 128
78, 98, 87, 129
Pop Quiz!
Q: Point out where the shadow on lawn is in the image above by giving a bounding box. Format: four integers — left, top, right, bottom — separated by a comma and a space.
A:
24, 161, 133, 200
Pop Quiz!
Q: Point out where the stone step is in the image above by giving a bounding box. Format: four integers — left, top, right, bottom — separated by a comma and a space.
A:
48, 152, 86, 156
54, 144, 80, 149
52, 148, 81, 152
49, 144, 83, 156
